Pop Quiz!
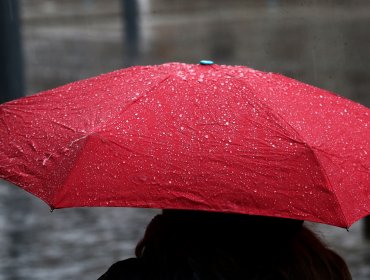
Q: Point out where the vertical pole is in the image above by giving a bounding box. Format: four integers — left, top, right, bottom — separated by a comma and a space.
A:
364, 216, 370, 241
0, 0, 24, 103
121, 0, 140, 67
0, 2, 27, 278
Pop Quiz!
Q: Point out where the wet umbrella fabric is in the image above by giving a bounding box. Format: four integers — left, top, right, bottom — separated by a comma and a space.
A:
0, 62, 369, 228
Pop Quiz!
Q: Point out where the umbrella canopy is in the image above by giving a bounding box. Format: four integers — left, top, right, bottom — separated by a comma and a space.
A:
0, 62, 369, 228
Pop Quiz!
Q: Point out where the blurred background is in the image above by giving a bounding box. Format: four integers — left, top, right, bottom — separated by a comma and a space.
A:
0, 0, 369, 279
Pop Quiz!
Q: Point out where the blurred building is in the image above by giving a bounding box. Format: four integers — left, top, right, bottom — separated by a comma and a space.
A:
21, 0, 370, 106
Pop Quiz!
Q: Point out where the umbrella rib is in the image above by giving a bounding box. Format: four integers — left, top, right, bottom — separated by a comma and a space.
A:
306, 148, 349, 227
51, 75, 175, 208
235, 77, 349, 227
49, 134, 89, 209
51, 120, 78, 132
274, 122, 348, 227
276, 129, 348, 226
95, 74, 173, 133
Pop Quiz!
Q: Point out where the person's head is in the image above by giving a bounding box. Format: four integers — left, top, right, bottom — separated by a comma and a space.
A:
135, 210, 351, 280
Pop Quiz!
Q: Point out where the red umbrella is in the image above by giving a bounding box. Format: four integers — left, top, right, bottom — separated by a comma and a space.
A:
0, 62, 369, 228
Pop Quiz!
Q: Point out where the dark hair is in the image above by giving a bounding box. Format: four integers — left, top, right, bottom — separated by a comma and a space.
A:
135, 210, 352, 280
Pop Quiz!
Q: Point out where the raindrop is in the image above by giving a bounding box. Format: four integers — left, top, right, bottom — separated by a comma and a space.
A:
42, 157, 49, 166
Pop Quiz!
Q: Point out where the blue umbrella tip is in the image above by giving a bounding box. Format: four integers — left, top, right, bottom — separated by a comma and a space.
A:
199, 60, 214, 65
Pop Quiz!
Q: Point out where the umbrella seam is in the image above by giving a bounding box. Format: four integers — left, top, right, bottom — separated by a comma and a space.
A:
307, 148, 349, 227
49, 134, 89, 209
93, 74, 173, 132
50, 74, 173, 208
234, 76, 349, 227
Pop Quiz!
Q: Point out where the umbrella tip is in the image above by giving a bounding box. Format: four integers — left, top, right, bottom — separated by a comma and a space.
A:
199, 60, 214, 65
